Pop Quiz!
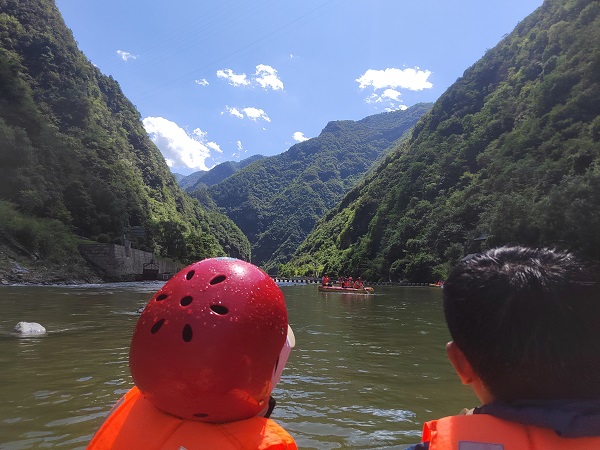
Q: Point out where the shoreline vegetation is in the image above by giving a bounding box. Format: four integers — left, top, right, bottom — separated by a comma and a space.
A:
0, 202, 102, 285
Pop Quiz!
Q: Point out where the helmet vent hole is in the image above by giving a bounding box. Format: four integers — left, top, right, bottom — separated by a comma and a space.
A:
186, 270, 195, 280
156, 294, 168, 301
210, 305, 229, 315
182, 324, 193, 342
151, 319, 165, 334
180, 296, 193, 306
194, 413, 208, 418
210, 275, 227, 285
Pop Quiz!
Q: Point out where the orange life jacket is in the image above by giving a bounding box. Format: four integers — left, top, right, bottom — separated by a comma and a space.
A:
87, 386, 297, 450
423, 414, 600, 450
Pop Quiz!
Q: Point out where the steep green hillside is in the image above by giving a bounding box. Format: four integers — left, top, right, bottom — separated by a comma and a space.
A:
0, 0, 250, 279
207, 104, 432, 272
284, 0, 600, 281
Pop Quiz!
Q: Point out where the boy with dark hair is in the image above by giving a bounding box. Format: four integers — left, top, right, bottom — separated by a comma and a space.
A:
407, 246, 600, 450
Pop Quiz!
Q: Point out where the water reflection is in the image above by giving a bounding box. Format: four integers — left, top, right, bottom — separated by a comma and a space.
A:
0, 283, 477, 449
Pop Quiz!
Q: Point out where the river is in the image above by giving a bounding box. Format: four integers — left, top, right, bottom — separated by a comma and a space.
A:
0, 282, 477, 449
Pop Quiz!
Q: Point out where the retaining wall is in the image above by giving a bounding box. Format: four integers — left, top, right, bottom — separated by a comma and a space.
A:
78, 243, 182, 280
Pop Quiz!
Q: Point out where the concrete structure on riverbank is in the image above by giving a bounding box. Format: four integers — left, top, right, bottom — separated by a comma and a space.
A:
78, 243, 182, 281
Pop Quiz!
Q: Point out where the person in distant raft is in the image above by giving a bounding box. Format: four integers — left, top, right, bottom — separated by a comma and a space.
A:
353, 277, 364, 289
405, 246, 600, 450
88, 258, 297, 450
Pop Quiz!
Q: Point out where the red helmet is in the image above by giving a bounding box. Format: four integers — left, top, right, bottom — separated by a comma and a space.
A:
129, 258, 288, 423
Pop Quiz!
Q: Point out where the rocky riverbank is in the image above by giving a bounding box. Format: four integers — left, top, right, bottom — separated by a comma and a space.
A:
0, 246, 102, 285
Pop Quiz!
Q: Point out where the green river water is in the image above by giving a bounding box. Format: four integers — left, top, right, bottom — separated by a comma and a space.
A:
0, 282, 477, 449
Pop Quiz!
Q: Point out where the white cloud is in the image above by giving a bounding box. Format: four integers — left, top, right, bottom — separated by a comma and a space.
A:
254, 64, 284, 91
381, 88, 401, 101
364, 93, 379, 105
356, 67, 433, 91
224, 106, 270, 123
195, 79, 209, 86
142, 117, 221, 172
293, 131, 309, 142
192, 128, 207, 139
243, 107, 270, 122
356, 67, 431, 111
232, 140, 246, 159
216, 69, 250, 87
217, 64, 284, 91
207, 141, 222, 152
224, 106, 245, 119
116, 50, 138, 62
366, 90, 398, 102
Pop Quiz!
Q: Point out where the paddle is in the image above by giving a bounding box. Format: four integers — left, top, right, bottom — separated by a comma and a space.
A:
357, 279, 370, 294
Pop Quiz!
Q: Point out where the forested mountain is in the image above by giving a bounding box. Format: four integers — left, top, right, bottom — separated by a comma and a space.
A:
283, 0, 600, 281
0, 0, 250, 280
179, 154, 266, 191
207, 104, 432, 272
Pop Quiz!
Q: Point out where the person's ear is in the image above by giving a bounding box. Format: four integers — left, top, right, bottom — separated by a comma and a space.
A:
446, 341, 475, 385
446, 341, 495, 404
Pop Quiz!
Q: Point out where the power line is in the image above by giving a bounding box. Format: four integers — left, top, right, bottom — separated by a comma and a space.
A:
112, 0, 282, 78
123, 0, 340, 101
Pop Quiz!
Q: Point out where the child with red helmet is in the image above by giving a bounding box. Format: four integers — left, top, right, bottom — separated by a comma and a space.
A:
88, 258, 297, 449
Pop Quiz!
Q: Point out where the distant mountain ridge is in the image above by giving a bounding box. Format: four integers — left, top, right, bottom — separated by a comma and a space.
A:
205, 103, 432, 272
179, 154, 266, 190
283, 0, 600, 281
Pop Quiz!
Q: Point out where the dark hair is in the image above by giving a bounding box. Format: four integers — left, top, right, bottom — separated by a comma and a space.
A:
443, 246, 600, 402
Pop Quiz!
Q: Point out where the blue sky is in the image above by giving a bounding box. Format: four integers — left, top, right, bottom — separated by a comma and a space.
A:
55, 0, 543, 175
